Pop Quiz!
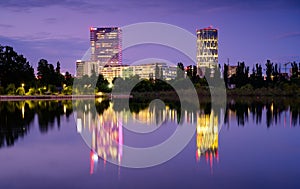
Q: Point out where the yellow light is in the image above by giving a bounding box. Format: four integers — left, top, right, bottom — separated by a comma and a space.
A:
271, 103, 273, 112
22, 105, 25, 119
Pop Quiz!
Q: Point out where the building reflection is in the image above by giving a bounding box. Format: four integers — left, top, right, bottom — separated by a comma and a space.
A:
77, 99, 224, 174
196, 110, 219, 172
2, 97, 300, 175
76, 98, 197, 174
76, 100, 122, 174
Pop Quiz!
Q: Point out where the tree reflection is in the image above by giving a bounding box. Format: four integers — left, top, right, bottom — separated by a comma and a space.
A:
36, 100, 73, 133
225, 97, 300, 128
0, 101, 34, 148
1, 97, 300, 151
0, 100, 73, 148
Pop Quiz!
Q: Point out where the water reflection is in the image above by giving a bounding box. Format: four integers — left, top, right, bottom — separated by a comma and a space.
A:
76, 99, 123, 174
0, 100, 73, 148
196, 110, 219, 171
1, 97, 300, 172
76, 98, 199, 172
225, 97, 300, 128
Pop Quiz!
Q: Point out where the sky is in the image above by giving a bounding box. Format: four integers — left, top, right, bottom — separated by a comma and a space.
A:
0, 0, 299, 74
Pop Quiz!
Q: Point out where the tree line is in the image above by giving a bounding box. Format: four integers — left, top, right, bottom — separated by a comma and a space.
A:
0, 44, 73, 95
1, 44, 300, 96
224, 60, 300, 89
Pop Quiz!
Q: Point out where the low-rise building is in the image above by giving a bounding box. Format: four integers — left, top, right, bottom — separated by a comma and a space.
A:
76, 60, 98, 77
99, 62, 177, 82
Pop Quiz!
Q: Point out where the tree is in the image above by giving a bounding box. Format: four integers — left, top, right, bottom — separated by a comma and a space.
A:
291, 61, 299, 78
55, 61, 65, 87
272, 63, 279, 82
186, 65, 193, 79
37, 59, 50, 87
64, 72, 73, 86
233, 62, 249, 88
265, 60, 273, 84
56, 61, 61, 74
0, 45, 35, 88
96, 74, 110, 92
223, 64, 228, 88
176, 62, 185, 79
249, 63, 264, 88
37, 59, 68, 89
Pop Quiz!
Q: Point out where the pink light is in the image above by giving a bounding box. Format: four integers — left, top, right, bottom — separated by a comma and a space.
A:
90, 150, 95, 174
118, 120, 123, 163
216, 150, 219, 163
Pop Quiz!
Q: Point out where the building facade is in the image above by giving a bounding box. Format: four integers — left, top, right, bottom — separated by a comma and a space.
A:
76, 60, 84, 77
99, 63, 177, 83
196, 27, 218, 77
90, 27, 122, 68
76, 60, 98, 77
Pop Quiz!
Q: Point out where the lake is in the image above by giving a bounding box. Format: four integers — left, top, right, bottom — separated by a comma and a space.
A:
0, 97, 299, 189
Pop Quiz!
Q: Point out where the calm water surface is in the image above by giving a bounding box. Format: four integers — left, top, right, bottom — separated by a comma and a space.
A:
0, 98, 299, 189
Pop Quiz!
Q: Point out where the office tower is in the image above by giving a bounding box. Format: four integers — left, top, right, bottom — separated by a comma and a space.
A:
196, 27, 218, 77
90, 27, 122, 67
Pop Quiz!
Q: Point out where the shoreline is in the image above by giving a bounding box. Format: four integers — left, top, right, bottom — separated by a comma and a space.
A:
1, 87, 299, 101
0, 95, 106, 101
0, 94, 133, 101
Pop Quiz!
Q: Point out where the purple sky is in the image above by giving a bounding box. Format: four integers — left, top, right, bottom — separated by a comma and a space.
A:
0, 0, 299, 74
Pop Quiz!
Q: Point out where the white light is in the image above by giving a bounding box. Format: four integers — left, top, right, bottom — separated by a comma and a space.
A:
92, 153, 99, 162
77, 118, 82, 133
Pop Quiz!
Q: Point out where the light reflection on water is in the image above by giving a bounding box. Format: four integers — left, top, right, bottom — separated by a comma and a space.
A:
75, 98, 221, 171
0, 98, 300, 189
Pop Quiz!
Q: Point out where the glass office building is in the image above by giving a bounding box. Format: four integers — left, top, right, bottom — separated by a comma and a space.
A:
196, 27, 218, 77
90, 27, 122, 67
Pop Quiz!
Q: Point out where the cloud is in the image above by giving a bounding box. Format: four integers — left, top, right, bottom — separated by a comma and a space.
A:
0, 0, 117, 12
0, 24, 14, 28
275, 32, 300, 40
119, 0, 300, 12
0, 0, 85, 8
0, 0, 299, 13
0, 34, 88, 73
43, 18, 58, 24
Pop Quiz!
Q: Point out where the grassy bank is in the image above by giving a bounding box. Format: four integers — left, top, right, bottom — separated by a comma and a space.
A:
131, 86, 300, 100
0, 94, 109, 101
1, 85, 300, 101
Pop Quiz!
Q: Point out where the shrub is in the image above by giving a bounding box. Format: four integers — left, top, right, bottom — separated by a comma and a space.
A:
6, 84, 16, 95
16, 87, 25, 95
0, 86, 4, 94
26, 88, 37, 95
62, 86, 72, 95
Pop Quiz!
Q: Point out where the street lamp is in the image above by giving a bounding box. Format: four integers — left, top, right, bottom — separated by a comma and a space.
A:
21, 83, 25, 88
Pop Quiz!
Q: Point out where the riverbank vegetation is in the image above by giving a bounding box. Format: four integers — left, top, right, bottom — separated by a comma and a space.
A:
1, 44, 300, 97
